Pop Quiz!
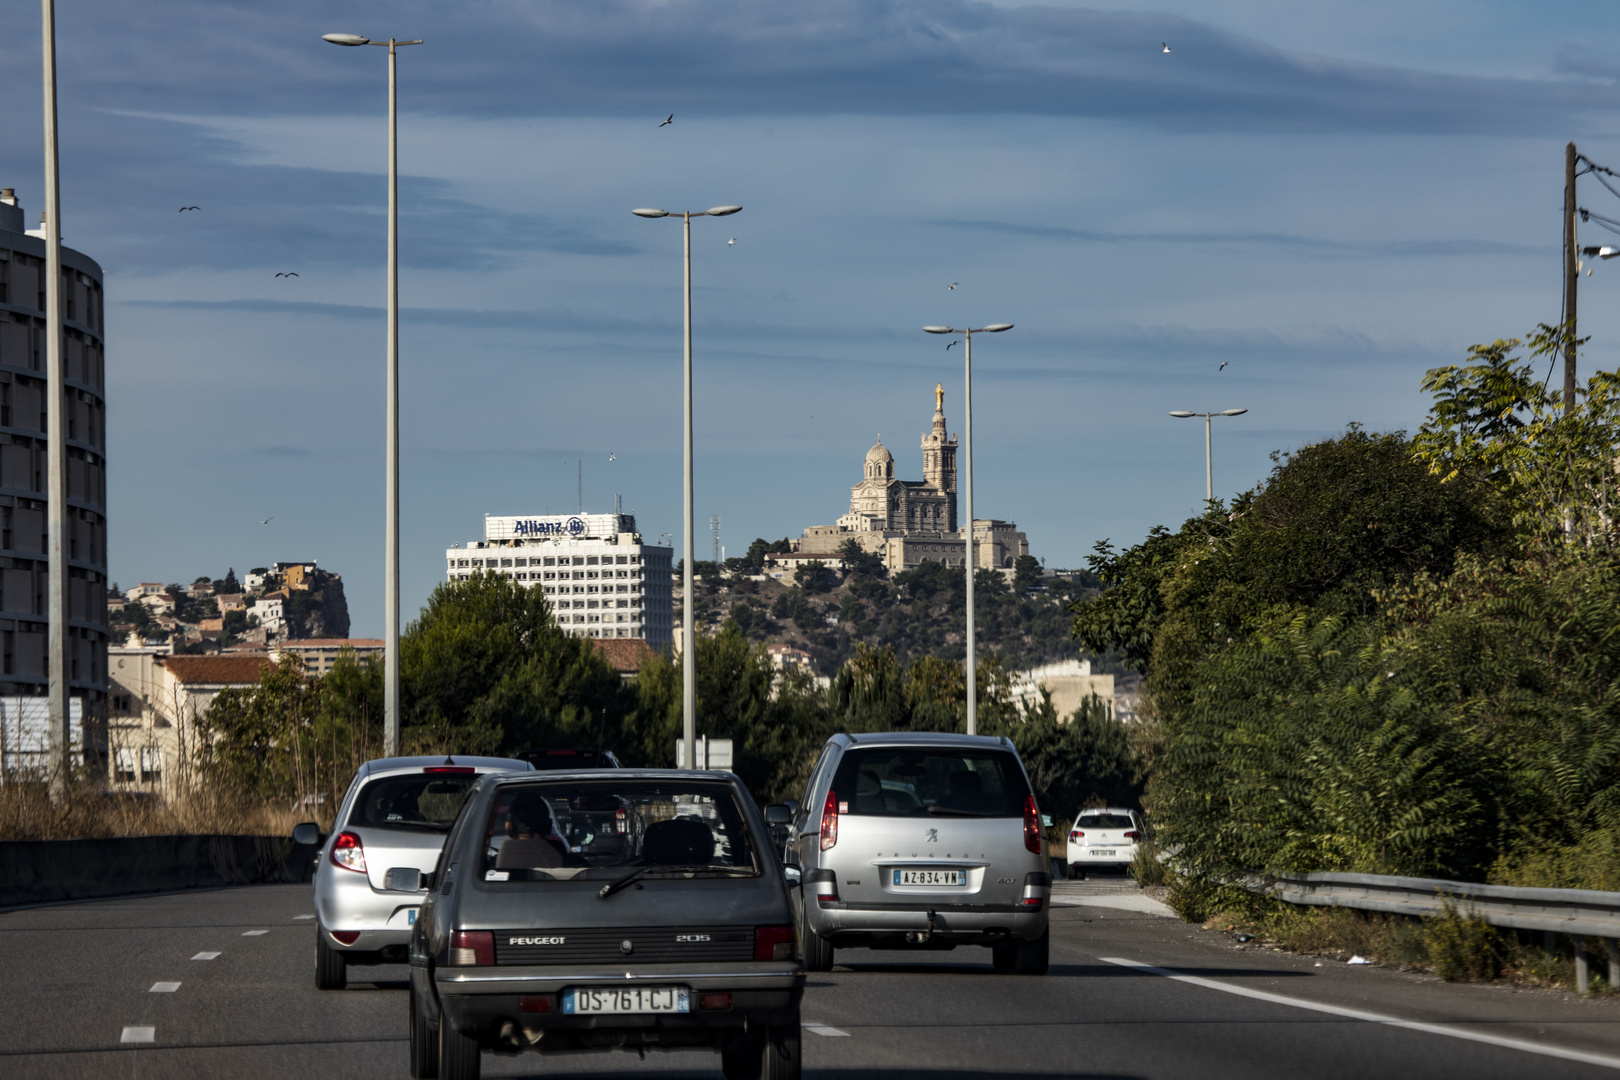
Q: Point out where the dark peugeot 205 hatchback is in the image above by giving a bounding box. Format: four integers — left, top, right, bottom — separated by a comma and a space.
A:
402, 769, 806, 1080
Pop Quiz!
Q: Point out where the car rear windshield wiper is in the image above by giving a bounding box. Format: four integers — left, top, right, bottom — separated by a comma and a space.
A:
924, 805, 1001, 817
376, 820, 453, 832
598, 864, 754, 900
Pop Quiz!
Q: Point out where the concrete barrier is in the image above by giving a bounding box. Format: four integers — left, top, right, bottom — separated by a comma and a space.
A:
0, 834, 317, 907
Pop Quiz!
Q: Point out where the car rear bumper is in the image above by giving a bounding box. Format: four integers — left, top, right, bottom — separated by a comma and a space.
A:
806, 900, 1047, 942
1068, 847, 1138, 865
313, 866, 425, 948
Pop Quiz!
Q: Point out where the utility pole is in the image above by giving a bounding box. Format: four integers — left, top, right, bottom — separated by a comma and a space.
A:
1566, 141, 1579, 417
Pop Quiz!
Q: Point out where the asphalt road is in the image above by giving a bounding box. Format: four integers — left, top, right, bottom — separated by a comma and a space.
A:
4, 883, 1620, 1079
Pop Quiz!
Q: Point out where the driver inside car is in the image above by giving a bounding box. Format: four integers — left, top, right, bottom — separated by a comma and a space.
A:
495, 792, 579, 870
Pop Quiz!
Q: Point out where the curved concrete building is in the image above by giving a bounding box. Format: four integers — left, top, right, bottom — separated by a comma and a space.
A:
0, 188, 108, 754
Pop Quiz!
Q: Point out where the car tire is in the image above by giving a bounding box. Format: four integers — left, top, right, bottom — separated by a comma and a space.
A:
801, 923, 835, 972
722, 1036, 765, 1080
990, 938, 1017, 972
409, 983, 439, 1079
314, 927, 347, 991
1014, 928, 1050, 976
438, 1007, 481, 1080
1069, 865, 1085, 880
762, 1021, 802, 1080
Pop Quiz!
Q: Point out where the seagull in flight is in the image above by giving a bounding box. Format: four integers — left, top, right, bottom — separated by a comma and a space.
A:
1162, 42, 1171, 53
274, 272, 299, 278
1219, 361, 1228, 371
948, 282, 957, 290
660, 114, 673, 127
946, 340, 957, 351
727, 238, 736, 246
608, 453, 617, 461
179, 206, 200, 212
259, 517, 273, 525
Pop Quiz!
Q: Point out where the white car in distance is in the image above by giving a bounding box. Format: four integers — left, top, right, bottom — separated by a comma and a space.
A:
1066, 808, 1144, 879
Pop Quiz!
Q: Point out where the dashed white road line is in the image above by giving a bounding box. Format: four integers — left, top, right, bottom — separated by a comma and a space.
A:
120, 1026, 155, 1044
149, 982, 180, 993
803, 1022, 850, 1037
191, 952, 220, 961
294, 914, 316, 920
242, 930, 268, 936
1099, 957, 1620, 1072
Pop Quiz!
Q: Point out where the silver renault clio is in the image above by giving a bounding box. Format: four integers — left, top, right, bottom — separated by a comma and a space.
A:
293, 755, 532, 990
779, 732, 1051, 974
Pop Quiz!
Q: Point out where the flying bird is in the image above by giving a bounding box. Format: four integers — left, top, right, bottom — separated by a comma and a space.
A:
659, 114, 673, 127
948, 282, 957, 290
274, 272, 299, 278
608, 453, 616, 461
1162, 42, 1171, 53
1219, 361, 1228, 371
727, 238, 736, 246
178, 206, 200, 212
946, 340, 957, 351
259, 517, 273, 525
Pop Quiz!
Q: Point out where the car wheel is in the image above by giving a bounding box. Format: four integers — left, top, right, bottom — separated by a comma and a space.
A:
990, 938, 1017, 972
314, 927, 347, 991
800, 915, 834, 972
721, 1036, 765, 1080
1069, 865, 1085, 881
409, 983, 439, 1080
1014, 928, 1050, 976
438, 1006, 481, 1080
761, 1021, 802, 1080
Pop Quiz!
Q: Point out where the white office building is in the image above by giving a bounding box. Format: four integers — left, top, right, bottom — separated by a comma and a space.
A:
445, 513, 673, 650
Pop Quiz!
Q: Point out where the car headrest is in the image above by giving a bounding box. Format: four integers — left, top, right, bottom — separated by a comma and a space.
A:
641, 818, 714, 865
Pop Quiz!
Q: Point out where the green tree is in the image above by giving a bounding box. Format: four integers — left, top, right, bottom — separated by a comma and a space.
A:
1012, 554, 1043, 595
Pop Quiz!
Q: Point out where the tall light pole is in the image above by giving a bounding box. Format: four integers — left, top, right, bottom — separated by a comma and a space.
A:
923, 323, 1013, 737
632, 205, 742, 770
323, 33, 422, 758
42, 0, 70, 799
1169, 409, 1247, 503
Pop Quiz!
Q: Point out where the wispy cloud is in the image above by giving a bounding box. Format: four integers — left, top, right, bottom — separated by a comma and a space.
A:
931, 219, 1546, 258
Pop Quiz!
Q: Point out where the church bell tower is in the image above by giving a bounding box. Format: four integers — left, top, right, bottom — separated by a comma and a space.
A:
921, 383, 959, 529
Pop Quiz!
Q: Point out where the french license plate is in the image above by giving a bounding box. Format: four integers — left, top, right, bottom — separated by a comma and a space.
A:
1091, 850, 1115, 858
893, 869, 964, 886
564, 987, 690, 1015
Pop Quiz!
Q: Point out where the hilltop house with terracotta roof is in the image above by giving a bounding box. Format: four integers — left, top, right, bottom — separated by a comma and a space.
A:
591, 637, 657, 680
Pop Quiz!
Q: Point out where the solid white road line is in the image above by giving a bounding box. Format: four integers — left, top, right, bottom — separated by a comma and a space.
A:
149, 982, 180, 993
120, 1026, 155, 1044
1100, 957, 1620, 1072
803, 1022, 851, 1037
242, 930, 268, 936
191, 952, 220, 961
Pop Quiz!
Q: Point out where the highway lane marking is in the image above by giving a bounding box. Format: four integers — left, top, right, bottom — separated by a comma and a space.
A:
1100, 956, 1620, 1072
120, 1026, 155, 1044
149, 982, 180, 993
242, 930, 268, 936
191, 952, 220, 961
803, 1022, 850, 1037
294, 914, 315, 920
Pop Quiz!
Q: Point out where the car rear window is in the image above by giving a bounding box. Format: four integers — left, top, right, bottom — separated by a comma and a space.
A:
480, 781, 758, 883
829, 747, 1031, 818
349, 773, 481, 832
1078, 813, 1136, 829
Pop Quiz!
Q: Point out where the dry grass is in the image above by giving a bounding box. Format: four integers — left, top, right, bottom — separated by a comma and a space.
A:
0, 777, 329, 842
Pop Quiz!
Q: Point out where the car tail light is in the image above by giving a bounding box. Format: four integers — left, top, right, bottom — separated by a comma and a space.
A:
1124, 831, 1140, 840
450, 930, 495, 966
1069, 830, 1083, 841
699, 992, 733, 1011
330, 930, 361, 945
330, 830, 366, 873
424, 766, 476, 775
1021, 896, 1044, 910
520, 995, 554, 1013
754, 925, 796, 961
819, 789, 838, 851
1023, 795, 1041, 854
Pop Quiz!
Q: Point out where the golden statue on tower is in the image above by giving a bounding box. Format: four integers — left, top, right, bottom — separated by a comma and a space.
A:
935, 382, 944, 412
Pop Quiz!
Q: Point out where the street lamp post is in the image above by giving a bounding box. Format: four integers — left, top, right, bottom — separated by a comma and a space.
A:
1169, 409, 1248, 503
42, 0, 70, 799
633, 205, 742, 771
323, 33, 422, 758
923, 323, 1013, 737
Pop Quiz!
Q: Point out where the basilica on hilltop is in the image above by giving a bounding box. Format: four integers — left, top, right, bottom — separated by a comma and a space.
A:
794, 385, 1029, 573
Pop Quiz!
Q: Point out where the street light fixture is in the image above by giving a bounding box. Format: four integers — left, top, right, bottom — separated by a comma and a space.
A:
922, 322, 1013, 737
324, 31, 423, 757
1170, 408, 1248, 504
634, 204, 742, 771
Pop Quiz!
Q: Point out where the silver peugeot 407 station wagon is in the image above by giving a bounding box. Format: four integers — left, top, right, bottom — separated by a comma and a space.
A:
291, 755, 533, 990
778, 732, 1051, 974
405, 769, 805, 1080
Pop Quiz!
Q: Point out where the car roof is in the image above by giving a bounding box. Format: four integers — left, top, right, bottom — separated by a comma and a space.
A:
831, 731, 1015, 751
1077, 807, 1140, 817
486, 768, 743, 786
358, 755, 533, 778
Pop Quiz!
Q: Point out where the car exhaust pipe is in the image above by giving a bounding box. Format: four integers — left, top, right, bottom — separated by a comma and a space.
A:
497, 1020, 526, 1053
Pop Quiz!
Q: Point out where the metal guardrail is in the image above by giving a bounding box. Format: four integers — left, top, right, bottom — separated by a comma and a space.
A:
1268, 871, 1620, 992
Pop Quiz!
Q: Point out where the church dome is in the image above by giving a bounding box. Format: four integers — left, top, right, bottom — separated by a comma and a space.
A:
864, 439, 894, 481
865, 441, 893, 466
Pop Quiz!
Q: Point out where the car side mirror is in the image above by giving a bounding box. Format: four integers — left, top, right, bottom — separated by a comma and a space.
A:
292, 822, 322, 846
764, 804, 792, 825
384, 867, 425, 892
783, 798, 800, 818
782, 862, 802, 887
1040, 813, 1055, 829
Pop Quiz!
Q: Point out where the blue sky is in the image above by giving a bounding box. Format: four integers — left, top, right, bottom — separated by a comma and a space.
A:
2, 0, 1618, 635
